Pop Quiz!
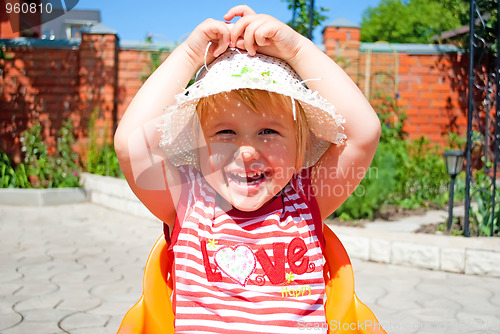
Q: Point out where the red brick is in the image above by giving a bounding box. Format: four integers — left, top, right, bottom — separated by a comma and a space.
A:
421, 91, 441, 100
402, 124, 418, 133
419, 124, 440, 133
419, 56, 439, 67
398, 55, 418, 66
420, 74, 439, 83
410, 83, 431, 91
409, 99, 432, 108
410, 66, 433, 75
411, 117, 432, 125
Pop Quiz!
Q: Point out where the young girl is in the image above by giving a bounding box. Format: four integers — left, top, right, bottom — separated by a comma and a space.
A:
115, 5, 380, 333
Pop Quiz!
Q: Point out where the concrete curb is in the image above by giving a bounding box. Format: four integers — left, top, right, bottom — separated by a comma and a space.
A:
80, 173, 157, 220
0, 187, 87, 206
328, 224, 500, 278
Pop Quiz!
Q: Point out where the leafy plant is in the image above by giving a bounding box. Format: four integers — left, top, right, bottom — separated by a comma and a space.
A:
52, 119, 81, 187
0, 41, 12, 78
469, 162, 500, 236
20, 121, 53, 188
2, 110, 125, 189
334, 91, 449, 220
141, 35, 170, 83
19, 119, 81, 188
336, 141, 397, 220
446, 131, 467, 151
393, 137, 448, 209
360, 0, 464, 43
0, 152, 30, 188
282, 0, 329, 39
85, 107, 123, 178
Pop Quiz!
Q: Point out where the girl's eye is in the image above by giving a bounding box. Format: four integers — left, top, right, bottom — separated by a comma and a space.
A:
216, 129, 235, 135
260, 129, 279, 135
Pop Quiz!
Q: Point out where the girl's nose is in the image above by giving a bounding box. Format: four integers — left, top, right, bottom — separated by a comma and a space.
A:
235, 145, 260, 161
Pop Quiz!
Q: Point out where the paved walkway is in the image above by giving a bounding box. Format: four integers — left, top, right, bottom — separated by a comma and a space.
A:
1, 203, 499, 334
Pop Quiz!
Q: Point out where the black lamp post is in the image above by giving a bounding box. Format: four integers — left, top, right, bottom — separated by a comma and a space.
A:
443, 150, 465, 231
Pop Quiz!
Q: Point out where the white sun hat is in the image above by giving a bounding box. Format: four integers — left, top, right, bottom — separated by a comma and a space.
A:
158, 48, 346, 168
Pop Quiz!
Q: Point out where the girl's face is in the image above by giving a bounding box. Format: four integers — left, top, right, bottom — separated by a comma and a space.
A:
198, 96, 297, 212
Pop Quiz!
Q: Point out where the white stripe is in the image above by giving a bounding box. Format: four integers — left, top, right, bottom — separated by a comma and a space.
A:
174, 280, 326, 301
189, 218, 314, 236
175, 295, 325, 312
175, 305, 326, 322
176, 215, 317, 237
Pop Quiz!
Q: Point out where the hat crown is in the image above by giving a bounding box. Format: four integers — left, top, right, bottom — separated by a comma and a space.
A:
197, 49, 301, 86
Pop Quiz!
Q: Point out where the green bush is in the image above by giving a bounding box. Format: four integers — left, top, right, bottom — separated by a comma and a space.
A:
19, 119, 81, 188
0, 152, 30, 188
2, 109, 123, 189
1, 119, 81, 188
53, 119, 81, 187
336, 141, 397, 220
469, 162, 500, 236
84, 108, 123, 178
334, 93, 449, 220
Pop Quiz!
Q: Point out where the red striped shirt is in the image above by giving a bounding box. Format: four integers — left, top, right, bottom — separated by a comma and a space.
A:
169, 165, 326, 334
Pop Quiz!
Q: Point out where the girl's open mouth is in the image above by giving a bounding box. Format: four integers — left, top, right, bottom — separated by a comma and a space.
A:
225, 170, 270, 187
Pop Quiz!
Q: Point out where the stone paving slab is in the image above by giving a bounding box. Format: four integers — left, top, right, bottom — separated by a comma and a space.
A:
1, 203, 499, 333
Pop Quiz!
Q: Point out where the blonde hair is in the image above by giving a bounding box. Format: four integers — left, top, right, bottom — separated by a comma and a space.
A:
196, 89, 310, 170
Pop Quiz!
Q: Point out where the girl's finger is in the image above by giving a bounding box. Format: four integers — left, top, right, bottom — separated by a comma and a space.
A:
243, 20, 260, 56
203, 20, 230, 57
254, 24, 275, 47
223, 5, 256, 22
213, 31, 230, 57
229, 15, 251, 48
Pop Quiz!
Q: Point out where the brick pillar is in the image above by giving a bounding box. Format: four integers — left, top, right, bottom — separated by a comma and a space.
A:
322, 25, 360, 58
322, 19, 362, 86
78, 32, 119, 144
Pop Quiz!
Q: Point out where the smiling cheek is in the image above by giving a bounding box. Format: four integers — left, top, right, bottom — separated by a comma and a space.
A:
198, 143, 237, 174
266, 142, 296, 171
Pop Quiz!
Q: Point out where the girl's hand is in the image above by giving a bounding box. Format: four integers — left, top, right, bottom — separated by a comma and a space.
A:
224, 6, 306, 63
183, 18, 231, 68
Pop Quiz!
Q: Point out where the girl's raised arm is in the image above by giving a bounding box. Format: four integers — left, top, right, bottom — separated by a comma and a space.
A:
114, 20, 231, 225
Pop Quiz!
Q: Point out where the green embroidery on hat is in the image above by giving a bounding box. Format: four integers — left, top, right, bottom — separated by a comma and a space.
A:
231, 67, 276, 83
232, 66, 252, 77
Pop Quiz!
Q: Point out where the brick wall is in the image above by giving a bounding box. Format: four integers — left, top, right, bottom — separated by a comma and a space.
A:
323, 25, 468, 146
117, 48, 170, 122
0, 39, 80, 162
397, 53, 467, 143
0, 35, 170, 163
1, 29, 468, 163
